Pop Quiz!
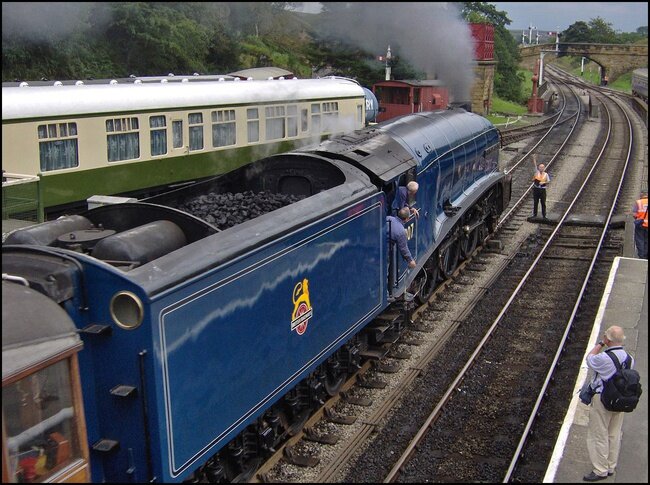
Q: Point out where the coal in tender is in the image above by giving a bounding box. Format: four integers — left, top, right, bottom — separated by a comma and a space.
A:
178, 190, 305, 230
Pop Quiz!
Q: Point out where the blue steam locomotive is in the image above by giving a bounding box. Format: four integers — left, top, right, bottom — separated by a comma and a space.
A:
2, 108, 510, 483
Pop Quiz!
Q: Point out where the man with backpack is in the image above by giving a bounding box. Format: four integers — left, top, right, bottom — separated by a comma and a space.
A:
583, 325, 640, 481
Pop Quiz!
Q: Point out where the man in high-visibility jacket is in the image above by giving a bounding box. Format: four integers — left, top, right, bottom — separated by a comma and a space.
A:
532, 155, 551, 219
633, 193, 648, 259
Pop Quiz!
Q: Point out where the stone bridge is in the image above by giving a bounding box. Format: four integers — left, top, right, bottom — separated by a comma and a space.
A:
519, 43, 648, 80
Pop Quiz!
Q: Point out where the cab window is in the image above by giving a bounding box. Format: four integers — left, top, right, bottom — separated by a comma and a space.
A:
3, 359, 83, 483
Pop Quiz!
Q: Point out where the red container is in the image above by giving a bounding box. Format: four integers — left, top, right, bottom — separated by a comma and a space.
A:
470, 23, 494, 42
474, 41, 494, 60
470, 23, 495, 60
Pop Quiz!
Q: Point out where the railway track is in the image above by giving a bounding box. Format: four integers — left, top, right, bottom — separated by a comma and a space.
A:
383, 72, 636, 484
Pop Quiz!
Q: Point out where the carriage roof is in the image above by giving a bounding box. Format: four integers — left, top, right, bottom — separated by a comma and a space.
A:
2, 77, 365, 121
2, 281, 82, 380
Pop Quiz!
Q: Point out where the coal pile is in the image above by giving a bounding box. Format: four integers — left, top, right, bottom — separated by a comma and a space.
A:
178, 190, 305, 230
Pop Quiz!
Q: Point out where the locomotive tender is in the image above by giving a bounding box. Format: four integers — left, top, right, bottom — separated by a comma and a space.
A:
2, 108, 511, 482
2, 75, 376, 219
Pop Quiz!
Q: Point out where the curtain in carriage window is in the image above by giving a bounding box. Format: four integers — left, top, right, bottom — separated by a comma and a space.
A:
106, 117, 140, 162
172, 120, 183, 148
150, 115, 167, 156
107, 133, 140, 162
38, 123, 79, 172
188, 113, 204, 151
287, 105, 298, 137
265, 106, 286, 140
211, 109, 236, 147
247, 108, 259, 143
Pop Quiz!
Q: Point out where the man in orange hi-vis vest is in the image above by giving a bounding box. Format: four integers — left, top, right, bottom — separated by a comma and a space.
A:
532, 155, 551, 219
633, 192, 648, 259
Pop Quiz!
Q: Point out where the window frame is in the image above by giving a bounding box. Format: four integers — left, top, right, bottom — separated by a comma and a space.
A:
36, 122, 79, 172
106, 116, 140, 163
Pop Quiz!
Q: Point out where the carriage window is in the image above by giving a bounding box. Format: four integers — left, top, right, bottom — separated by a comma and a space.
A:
322, 102, 339, 132
247, 108, 259, 143
106, 117, 140, 162
265, 106, 286, 140
211, 109, 236, 147
37, 122, 79, 172
172, 120, 183, 148
311, 104, 321, 134
287, 105, 298, 137
357, 104, 363, 125
150, 115, 167, 156
3, 359, 83, 483
188, 113, 204, 151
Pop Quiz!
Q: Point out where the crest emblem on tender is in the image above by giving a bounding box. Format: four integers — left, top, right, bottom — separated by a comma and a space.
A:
291, 279, 313, 335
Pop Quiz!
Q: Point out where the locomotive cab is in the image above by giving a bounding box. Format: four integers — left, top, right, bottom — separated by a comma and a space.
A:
2, 281, 90, 483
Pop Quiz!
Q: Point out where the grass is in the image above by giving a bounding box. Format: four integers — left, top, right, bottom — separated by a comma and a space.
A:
486, 100, 528, 126
609, 72, 632, 93
489, 97, 528, 115
486, 72, 530, 125
548, 56, 635, 93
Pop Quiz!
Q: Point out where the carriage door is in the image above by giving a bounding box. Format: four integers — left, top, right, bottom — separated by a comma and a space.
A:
171, 119, 186, 154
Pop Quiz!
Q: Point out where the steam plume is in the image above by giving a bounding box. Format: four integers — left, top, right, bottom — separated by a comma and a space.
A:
315, 2, 476, 100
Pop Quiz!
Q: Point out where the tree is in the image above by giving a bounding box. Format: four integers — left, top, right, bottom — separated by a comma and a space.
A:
588, 17, 617, 43
461, 2, 510, 27
106, 3, 210, 76
560, 21, 591, 43
562, 17, 647, 45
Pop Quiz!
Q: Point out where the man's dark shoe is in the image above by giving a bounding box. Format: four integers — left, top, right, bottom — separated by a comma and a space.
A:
607, 470, 614, 476
583, 471, 608, 481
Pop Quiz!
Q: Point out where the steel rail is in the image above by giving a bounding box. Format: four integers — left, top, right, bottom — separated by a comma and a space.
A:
383, 75, 627, 484
503, 87, 634, 482
502, 80, 571, 176
497, 78, 582, 229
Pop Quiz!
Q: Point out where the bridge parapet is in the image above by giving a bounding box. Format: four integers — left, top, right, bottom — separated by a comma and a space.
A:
519, 43, 648, 80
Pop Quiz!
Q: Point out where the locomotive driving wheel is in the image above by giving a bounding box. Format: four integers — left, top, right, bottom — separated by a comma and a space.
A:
438, 237, 460, 280
460, 221, 483, 260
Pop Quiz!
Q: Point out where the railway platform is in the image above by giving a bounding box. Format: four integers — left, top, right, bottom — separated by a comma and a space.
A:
544, 249, 648, 482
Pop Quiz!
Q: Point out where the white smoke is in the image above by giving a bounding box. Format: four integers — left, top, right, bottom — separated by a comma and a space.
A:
2, 2, 477, 100
1, 3, 111, 42
315, 2, 476, 101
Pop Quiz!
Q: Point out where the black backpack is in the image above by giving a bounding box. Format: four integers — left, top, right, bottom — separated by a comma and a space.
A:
600, 350, 642, 412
